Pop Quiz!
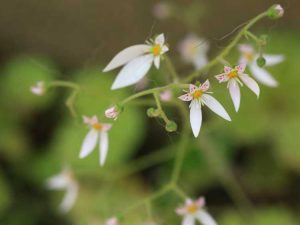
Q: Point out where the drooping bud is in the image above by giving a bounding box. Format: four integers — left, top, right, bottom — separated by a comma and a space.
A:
105, 104, 123, 120
165, 120, 177, 132
268, 4, 284, 19
30, 81, 46, 96
256, 56, 266, 67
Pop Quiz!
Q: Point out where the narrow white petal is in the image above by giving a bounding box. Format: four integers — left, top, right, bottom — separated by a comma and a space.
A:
103, 44, 150, 72
111, 54, 153, 90
202, 94, 231, 121
99, 132, 109, 166
249, 63, 278, 87
190, 100, 202, 138
196, 211, 217, 225
183, 215, 195, 225
46, 174, 67, 190
154, 56, 160, 69
59, 183, 78, 213
193, 53, 208, 69
239, 74, 260, 97
155, 33, 165, 45
263, 54, 284, 66
228, 79, 240, 112
79, 129, 99, 158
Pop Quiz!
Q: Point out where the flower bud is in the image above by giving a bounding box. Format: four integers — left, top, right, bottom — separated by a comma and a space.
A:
256, 56, 266, 67
165, 120, 177, 132
105, 104, 122, 120
268, 4, 284, 19
160, 90, 172, 102
147, 108, 160, 117
30, 81, 46, 96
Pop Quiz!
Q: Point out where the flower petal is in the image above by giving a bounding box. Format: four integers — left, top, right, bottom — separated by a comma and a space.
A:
249, 63, 278, 87
111, 54, 154, 90
99, 131, 109, 166
194, 53, 208, 69
154, 56, 160, 69
190, 100, 202, 138
202, 94, 231, 121
195, 211, 217, 225
215, 73, 229, 83
183, 215, 195, 225
59, 182, 78, 213
46, 173, 68, 190
155, 33, 165, 45
189, 84, 198, 93
228, 79, 241, 112
79, 129, 98, 158
236, 63, 246, 73
239, 74, 260, 97
264, 54, 284, 67
224, 66, 232, 73
103, 44, 150, 72
178, 93, 192, 102
200, 80, 210, 92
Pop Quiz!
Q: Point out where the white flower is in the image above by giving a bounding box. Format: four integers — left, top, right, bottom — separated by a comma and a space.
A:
176, 197, 217, 225
46, 166, 78, 213
153, 2, 171, 20
103, 33, 169, 90
274, 4, 284, 17
178, 80, 231, 137
215, 64, 260, 112
160, 90, 172, 102
178, 34, 209, 70
30, 81, 46, 96
80, 115, 112, 166
105, 106, 119, 120
105, 217, 119, 225
239, 44, 284, 87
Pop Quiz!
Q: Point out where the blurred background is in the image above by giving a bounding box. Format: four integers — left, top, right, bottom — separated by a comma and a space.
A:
0, 0, 300, 224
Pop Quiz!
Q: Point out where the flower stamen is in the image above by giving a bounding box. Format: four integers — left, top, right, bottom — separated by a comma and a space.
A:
192, 90, 203, 99
152, 44, 161, 56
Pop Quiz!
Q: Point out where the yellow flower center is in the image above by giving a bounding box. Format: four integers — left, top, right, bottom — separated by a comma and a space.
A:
152, 44, 161, 56
244, 52, 254, 61
228, 70, 238, 78
192, 90, 203, 99
92, 123, 102, 130
187, 203, 198, 214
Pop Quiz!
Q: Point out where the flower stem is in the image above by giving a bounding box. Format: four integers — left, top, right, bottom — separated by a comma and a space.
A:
164, 55, 180, 82
153, 92, 170, 124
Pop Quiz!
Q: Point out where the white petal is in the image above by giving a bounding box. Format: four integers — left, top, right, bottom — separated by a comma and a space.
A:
193, 53, 208, 69
190, 100, 202, 138
155, 33, 165, 45
79, 129, 99, 158
59, 183, 78, 213
154, 56, 160, 69
196, 211, 217, 225
239, 74, 260, 97
103, 44, 150, 72
263, 54, 284, 66
228, 79, 240, 112
183, 215, 195, 225
99, 132, 109, 166
249, 63, 278, 87
111, 54, 153, 90
178, 93, 192, 102
46, 174, 68, 190
202, 94, 231, 121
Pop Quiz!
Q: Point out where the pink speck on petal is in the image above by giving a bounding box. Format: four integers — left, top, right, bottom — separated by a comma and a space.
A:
224, 66, 232, 73
189, 84, 198, 93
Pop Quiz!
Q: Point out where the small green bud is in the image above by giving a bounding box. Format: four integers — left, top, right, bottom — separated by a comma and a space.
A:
165, 120, 177, 132
195, 81, 201, 86
267, 4, 284, 19
147, 108, 160, 117
256, 56, 266, 67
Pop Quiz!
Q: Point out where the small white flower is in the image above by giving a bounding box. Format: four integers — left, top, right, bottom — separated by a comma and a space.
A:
176, 197, 217, 225
178, 80, 231, 137
178, 34, 209, 70
153, 2, 171, 20
160, 90, 172, 102
105, 217, 119, 225
215, 64, 260, 112
46, 166, 78, 213
274, 4, 284, 17
80, 115, 112, 166
103, 33, 169, 90
105, 106, 119, 120
30, 81, 46, 96
239, 44, 284, 87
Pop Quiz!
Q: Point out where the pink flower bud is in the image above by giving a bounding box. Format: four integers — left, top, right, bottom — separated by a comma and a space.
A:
105, 106, 119, 120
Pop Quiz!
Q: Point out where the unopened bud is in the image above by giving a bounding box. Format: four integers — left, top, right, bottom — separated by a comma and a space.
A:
30, 81, 46, 96
268, 4, 284, 19
256, 56, 266, 67
105, 105, 122, 120
165, 120, 177, 132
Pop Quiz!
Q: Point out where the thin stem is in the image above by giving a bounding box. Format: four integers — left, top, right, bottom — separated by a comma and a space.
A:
172, 185, 188, 200
49, 80, 80, 89
153, 92, 170, 123
164, 55, 180, 82
244, 30, 260, 43
183, 11, 268, 82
